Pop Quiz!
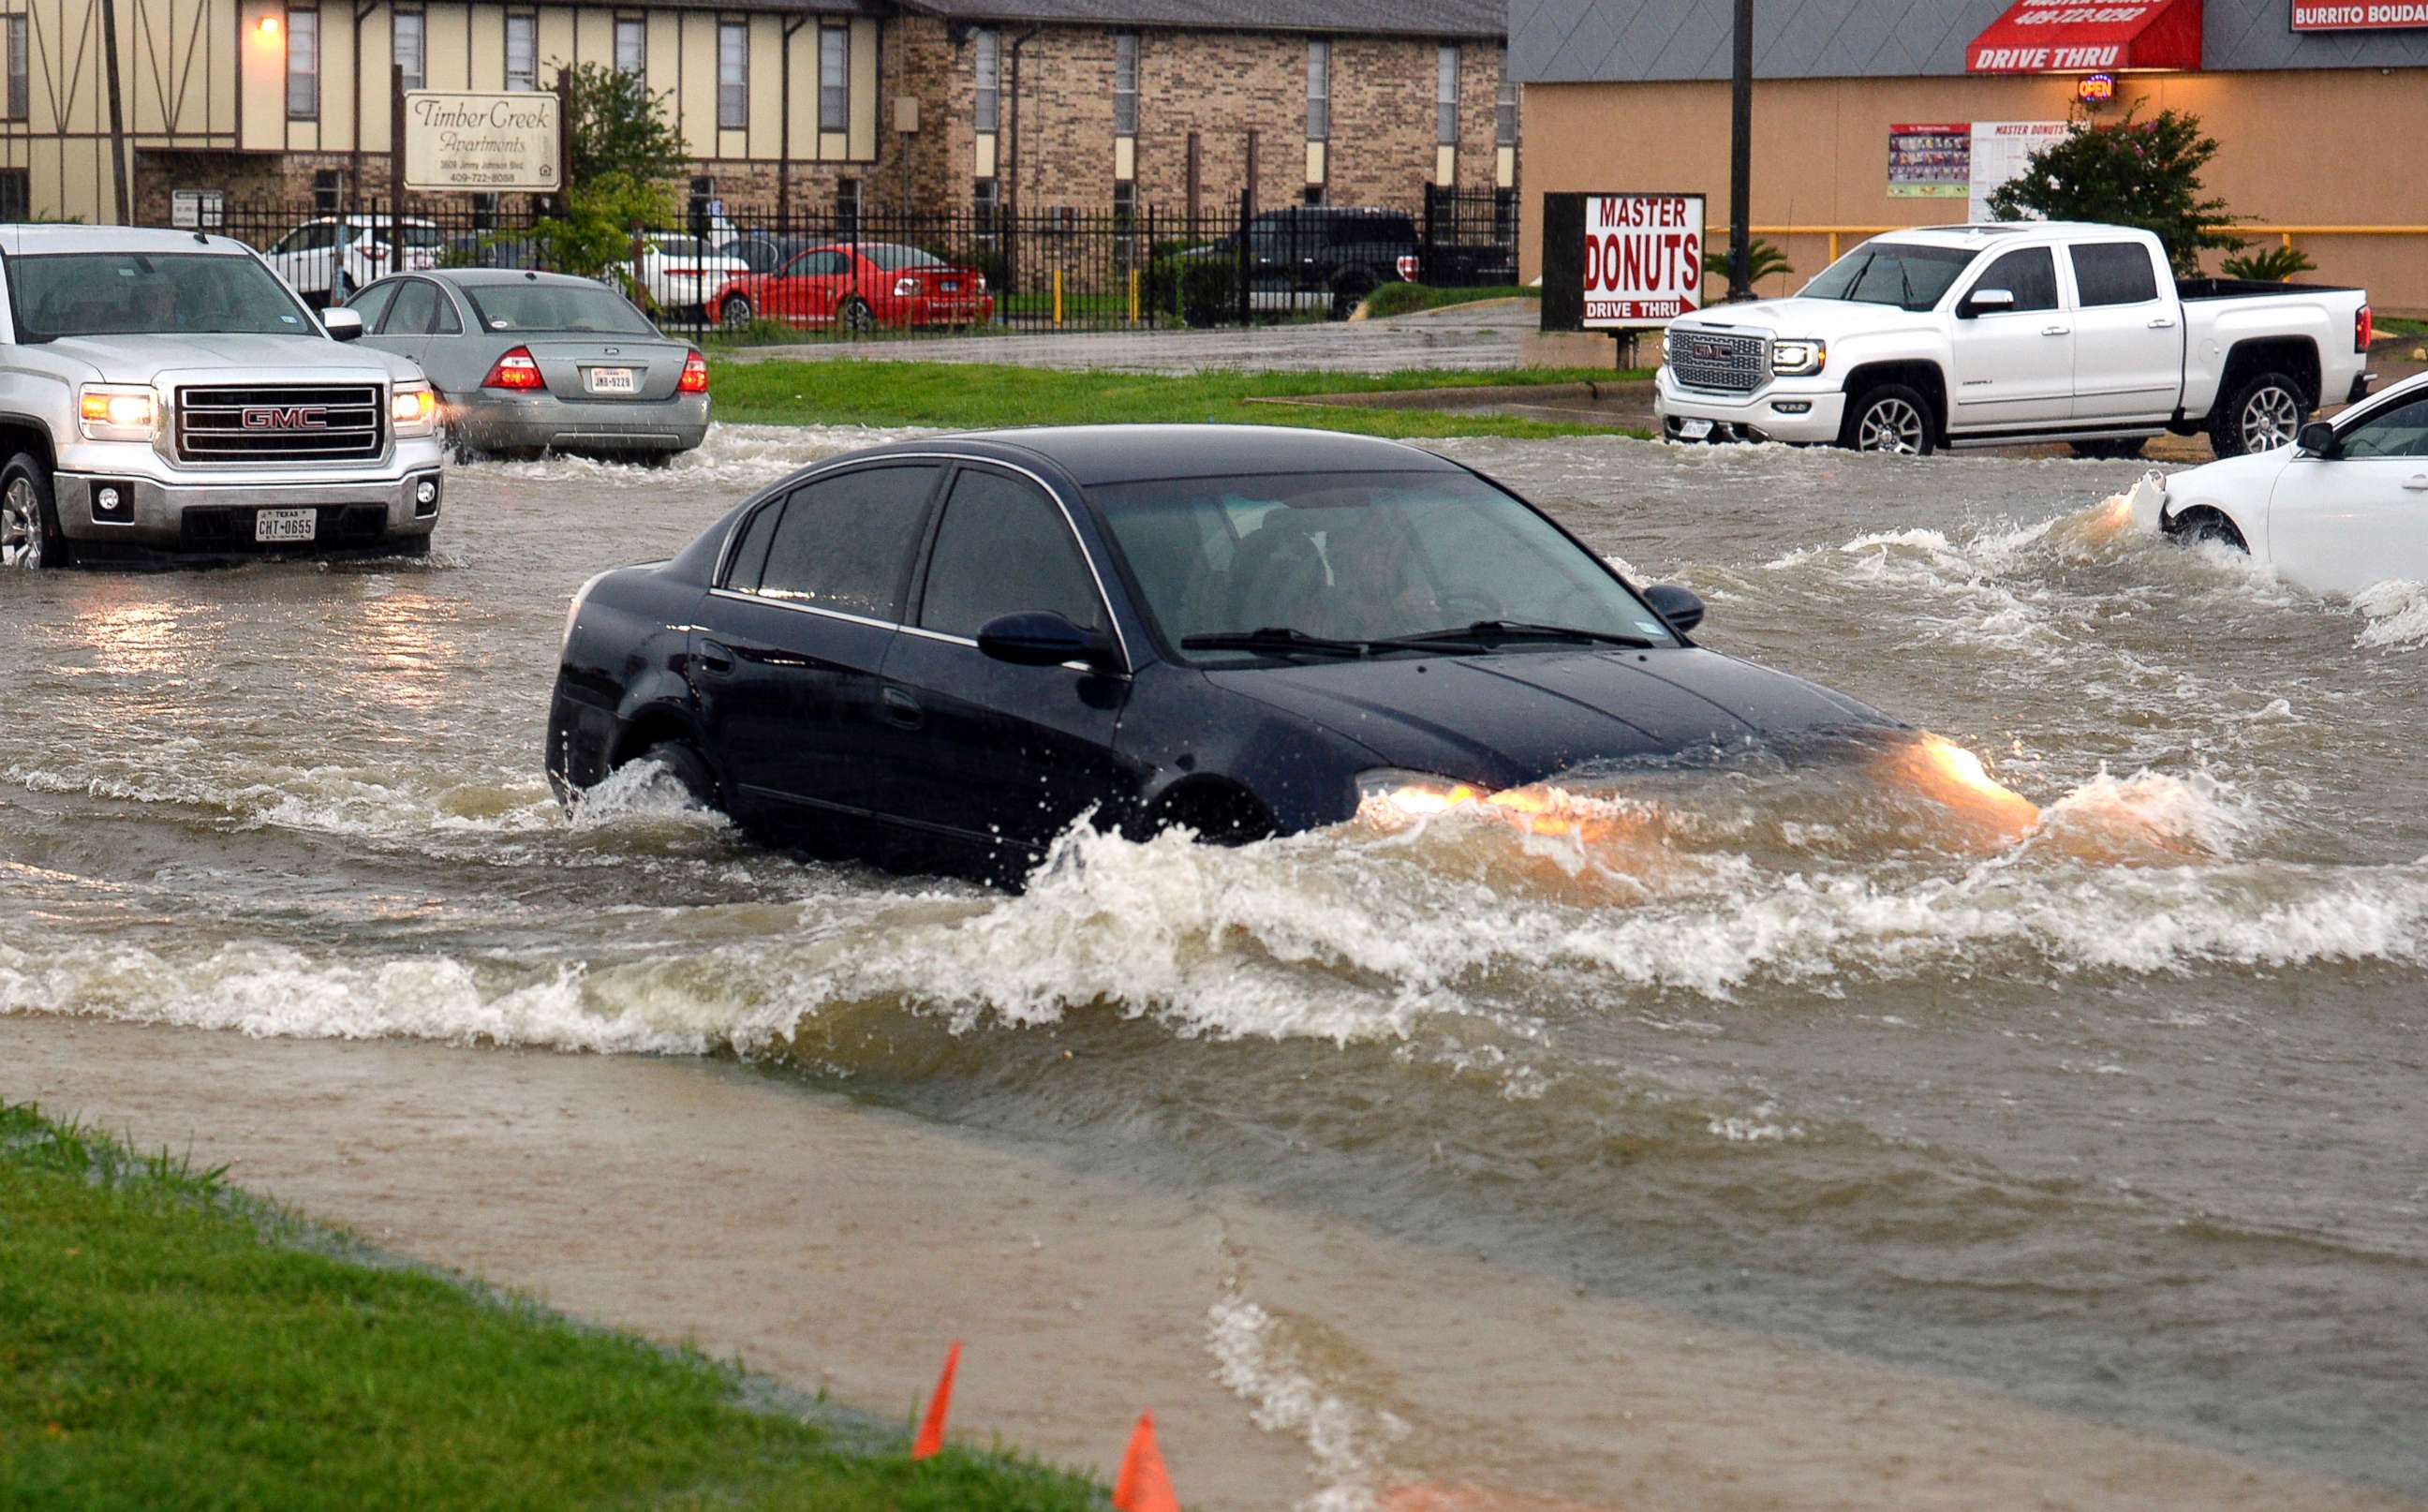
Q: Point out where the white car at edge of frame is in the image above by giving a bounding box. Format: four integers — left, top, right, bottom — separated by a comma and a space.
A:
2131, 369, 2428, 595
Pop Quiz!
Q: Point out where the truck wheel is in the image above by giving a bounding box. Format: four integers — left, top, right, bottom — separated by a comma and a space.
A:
0, 454, 70, 571
2212, 370, 2307, 458
1329, 272, 1376, 320
1841, 384, 1936, 456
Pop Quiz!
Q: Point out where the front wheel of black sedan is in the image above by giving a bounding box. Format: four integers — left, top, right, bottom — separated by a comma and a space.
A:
632, 741, 723, 814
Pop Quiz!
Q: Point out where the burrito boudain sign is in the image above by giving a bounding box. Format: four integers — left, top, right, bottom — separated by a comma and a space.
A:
402, 92, 562, 192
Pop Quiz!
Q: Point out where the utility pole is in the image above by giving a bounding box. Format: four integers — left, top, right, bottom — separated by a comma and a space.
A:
1727, 0, 1754, 302
99, 0, 130, 223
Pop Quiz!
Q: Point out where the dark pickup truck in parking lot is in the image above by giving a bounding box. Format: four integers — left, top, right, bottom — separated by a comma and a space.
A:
1183, 207, 1515, 321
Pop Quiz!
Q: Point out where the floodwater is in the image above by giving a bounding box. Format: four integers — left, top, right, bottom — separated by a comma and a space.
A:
4, 425, 2425, 1500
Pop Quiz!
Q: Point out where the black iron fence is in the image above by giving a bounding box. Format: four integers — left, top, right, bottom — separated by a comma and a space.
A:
164, 186, 1518, 340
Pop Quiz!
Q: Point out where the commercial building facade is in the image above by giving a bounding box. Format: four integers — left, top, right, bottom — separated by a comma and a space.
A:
1511, 0, 2428, 311
0, 0, 1510, 229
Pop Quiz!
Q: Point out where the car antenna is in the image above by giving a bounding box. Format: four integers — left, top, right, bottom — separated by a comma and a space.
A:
526, 270, 539, 280
193, 231, 211, 246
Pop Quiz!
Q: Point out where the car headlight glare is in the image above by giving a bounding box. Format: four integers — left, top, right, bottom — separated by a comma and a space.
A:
391, 381, 440, 437
1770, 339, 1827, 377
1355, 768, 1491, 822
77, 384, 157, 441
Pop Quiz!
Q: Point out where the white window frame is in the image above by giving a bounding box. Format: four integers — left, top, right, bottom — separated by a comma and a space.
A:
1113, 33, 1138, 139
973, 28, 999, 134
505, 13, 537, 93
5, 17, 26, 123
393, 9, 425, 93
1306, 38, 1329, 142
718, 20, 748, 130
819, 26, 848, 134
1495, 67, 1517, 147
287, 7, 320, 120
1436, 45, 1459, 147
614, 17, 645, 79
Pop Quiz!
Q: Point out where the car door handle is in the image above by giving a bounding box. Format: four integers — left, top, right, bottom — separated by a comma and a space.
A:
2406, 475, 2428, 492
2042, 325, 2072, 337
2146, 318, 2177, 329
696, 640, 735, 676
881, 686, 925, 730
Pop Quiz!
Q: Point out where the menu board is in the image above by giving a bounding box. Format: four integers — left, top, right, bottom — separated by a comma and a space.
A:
1888, 124, 1972, 199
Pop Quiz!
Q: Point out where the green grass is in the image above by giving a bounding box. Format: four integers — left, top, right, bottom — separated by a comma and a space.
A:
1358, 283, 1538, 320
0, 1102, 1100, 1512
2378, 315, 2428, 342
710, 360, 1651, 440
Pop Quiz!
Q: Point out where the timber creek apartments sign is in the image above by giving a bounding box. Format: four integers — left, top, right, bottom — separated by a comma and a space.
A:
402, 94, 563, 193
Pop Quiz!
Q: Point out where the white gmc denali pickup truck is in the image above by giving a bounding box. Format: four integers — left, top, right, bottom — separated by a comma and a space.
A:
1654, 222, 2375, 459
0, 225, 445, 570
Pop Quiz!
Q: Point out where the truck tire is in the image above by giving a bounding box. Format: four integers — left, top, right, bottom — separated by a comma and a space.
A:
2211, 369, 2307, 458
0, 453, 71, 571
1330, 270, 1376, 320
1841, 383, 1937, 456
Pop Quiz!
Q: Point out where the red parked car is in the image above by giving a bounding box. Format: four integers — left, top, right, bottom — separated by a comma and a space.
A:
706, 242, 994, 334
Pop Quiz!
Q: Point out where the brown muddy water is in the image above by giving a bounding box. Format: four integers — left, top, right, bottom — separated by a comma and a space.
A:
3, 427, 2424, 1500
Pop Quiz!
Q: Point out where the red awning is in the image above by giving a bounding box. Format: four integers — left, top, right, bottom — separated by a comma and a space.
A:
1966, 0, 2204, 73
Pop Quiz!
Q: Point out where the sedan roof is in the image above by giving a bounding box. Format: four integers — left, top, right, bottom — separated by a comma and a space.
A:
924, 424, 1463, 486
420, 268, 617, 290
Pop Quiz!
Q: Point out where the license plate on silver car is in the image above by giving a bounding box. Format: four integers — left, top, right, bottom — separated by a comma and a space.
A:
255, 508, 317, 543
1677, 418, 1715, 440
586, 367, 637, 395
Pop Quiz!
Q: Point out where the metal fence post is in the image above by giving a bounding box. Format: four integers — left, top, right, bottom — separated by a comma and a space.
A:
1235, 185, 1251, 328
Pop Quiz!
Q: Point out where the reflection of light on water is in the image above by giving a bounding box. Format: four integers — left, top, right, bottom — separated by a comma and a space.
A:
1894, 732, 2043, 838
348, 585, 459, 712
72, 592, 195, 680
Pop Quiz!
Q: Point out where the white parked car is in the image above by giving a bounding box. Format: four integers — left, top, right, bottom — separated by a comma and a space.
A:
264, 215, 445, 304
1656, 222, 2374, 460
616, 232, 749, 321
2130, 370, 2428, 594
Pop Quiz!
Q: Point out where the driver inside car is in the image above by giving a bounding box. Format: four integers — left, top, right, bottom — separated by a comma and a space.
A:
1311, 508, 1446, 641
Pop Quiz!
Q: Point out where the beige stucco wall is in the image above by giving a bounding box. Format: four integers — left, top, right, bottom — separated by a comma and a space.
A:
1519, 69, 2428, 314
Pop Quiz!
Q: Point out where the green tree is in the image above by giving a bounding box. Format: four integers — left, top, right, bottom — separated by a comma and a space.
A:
529, 62, 686, 284
1987, 104, 2241, 275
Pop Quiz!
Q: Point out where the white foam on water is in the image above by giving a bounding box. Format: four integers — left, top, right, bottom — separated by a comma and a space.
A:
1207, 1294, 1407, 1512
450, 422, 926, 490
2351, 579, 2428, 649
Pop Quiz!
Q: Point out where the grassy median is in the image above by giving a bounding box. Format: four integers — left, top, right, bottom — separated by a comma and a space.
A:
0, 1102, 1098, 1512
710, 359, 1650, 440
1357, 284, 1538, 320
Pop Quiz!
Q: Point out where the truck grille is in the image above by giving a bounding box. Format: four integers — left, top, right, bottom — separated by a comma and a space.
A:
175, 384, 385, 464
1666, 331, 1769, 393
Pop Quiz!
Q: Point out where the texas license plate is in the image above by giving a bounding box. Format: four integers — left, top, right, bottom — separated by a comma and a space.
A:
1677, 418, 1715, 440
255, 508, 317, 543
586, 367, 637, 395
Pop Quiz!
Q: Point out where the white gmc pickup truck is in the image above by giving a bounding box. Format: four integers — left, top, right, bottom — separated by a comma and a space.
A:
1654, 222, 2375, 459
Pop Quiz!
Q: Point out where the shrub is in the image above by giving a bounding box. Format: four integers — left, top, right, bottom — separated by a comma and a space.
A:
1988, 104, 2242, 276
2218, 244, 2317, 282
1179, 259, 1237, 328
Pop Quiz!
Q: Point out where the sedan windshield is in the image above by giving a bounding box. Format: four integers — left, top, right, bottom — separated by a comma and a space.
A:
1090, 470, 1682, 663
6, 251, 316, 339
463, 283, 659, 335
1800, 243, 1977, 312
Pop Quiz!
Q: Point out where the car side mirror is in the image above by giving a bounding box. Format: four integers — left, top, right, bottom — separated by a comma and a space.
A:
1959, 288, 2015, 319
977, 611, 1115, 668
322, 306, 364, 342
2296, 421, 2342, 458
1643, 584, 1705, 635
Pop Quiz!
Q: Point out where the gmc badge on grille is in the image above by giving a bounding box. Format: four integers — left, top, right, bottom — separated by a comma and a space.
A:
241, 407, 332, 430
1690, 340, 1731, 362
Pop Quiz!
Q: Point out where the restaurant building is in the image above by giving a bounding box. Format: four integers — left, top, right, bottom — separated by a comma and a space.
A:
1512, 0, 2428, 311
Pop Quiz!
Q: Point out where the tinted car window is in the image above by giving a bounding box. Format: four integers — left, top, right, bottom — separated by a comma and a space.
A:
919, 468, 1103, 638
1974, 247, 2059, 313
346, 280, 401, 329
750, 465, 940, 618
722, 498, 782, 590
2070, 242, 2160, 306
1801, 242, 1976, 312
2340, 395, 2428, 461
432, 287, 463, 334
787, 251, 850, 277
381, 278, 437, 334
464, 283, 656, 334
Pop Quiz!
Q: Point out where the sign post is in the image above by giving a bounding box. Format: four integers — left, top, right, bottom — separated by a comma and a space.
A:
1539, 192, 1706, 369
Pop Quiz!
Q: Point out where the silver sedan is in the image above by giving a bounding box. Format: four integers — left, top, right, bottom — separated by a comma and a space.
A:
343, 269, 710, 462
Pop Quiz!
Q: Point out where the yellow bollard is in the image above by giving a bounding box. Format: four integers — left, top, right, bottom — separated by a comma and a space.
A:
1054, 269, 1064, 325
1828, 231, 1841, 263
1129, 267, 1140, 325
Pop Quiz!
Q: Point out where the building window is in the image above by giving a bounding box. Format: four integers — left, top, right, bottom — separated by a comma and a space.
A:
505, 14, 535, 92
972, 175, 999, 225
1113, 33, 1137, 138
1496, 67, 1517, 146
394, 10, 425, 92
0, 168, 27, 220
6, 17, 28, 122
1112, 179, 1134, 221
819, 27, 848, 133
313, 168, 346, 215
837, 177, 860, 234
614, 18, 644, 78
718, 21, 747, 129
287, 7, 319, 119
1306, 39, 1328, 142
973, 28, 999, 134
1302, 184, 1324, 207
1436, 45, 1459, 146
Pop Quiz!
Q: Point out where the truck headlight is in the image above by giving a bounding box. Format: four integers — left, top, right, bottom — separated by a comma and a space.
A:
1770, 339, 1827, 377
391, 381, 440, 438
77, 384, 158, 442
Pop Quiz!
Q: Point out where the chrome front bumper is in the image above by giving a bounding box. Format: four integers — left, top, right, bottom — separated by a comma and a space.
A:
1654, 367, 1848, 445
54, 456, 444, 553
451, 392, 712, 455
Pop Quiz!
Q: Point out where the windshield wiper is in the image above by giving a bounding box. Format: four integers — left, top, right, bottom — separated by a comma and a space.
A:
1403, 619, 1657, 650
1182, 627, 1370, 659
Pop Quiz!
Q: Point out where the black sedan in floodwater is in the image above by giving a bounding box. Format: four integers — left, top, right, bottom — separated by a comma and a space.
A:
546, 426, 1899, 880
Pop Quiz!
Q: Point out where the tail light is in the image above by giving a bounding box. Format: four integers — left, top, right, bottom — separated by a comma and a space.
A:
1397, 255, 1421, 282
893, 276, 922, 297
2357, 304, 2374, 354
678, 350, 709, 394
362, 245, 389, 263
482, 346, 545, 391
